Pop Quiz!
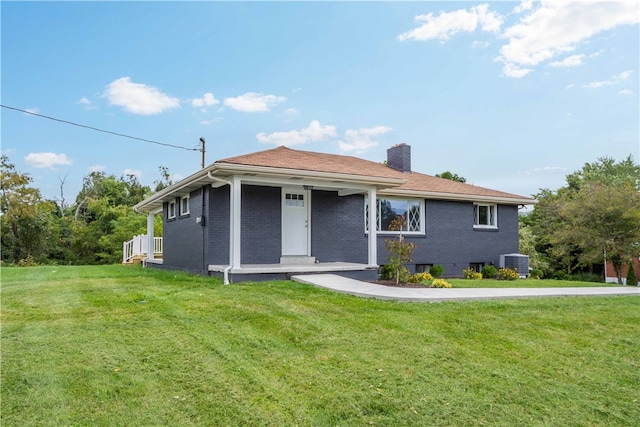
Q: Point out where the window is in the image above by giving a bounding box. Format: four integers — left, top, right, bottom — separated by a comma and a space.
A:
285, 192, 305, 207
181, 195, 190, 216
469, 262, 484, 272
168, 201, 176, 219
415, 264, 432, 273
474, 203, 497, 228
365, 197, 424, 233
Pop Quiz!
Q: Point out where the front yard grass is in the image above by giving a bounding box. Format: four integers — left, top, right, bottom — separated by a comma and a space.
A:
1, 265, 639, 426
447, 278, 620, 288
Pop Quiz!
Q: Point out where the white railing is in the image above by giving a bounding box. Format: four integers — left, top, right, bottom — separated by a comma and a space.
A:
123, 235, 163, 263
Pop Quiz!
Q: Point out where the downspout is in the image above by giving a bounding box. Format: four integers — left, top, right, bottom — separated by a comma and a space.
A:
207, 171, 233, 285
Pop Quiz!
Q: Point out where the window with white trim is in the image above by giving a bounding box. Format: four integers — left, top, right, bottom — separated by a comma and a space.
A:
474, 203, 497, 228
365, 197, 424, 233
181, 195, 190, 215
168, 201, 176, 219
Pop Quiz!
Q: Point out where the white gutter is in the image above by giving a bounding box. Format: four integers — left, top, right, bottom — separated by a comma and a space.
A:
378, 188, 536, 205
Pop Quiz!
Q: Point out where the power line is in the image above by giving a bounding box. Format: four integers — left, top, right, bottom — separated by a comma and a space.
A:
1, 104, 199, 152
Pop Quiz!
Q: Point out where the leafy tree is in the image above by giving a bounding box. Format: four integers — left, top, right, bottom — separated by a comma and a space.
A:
566, 155, 640, 190
0, 155, 57, 263
384, 215, 416, 285
558, 182, 640, 284
71, 171, 152, 264
526, 155, 640, 279
436, 171, 466, 183
154, 165, 173, 192
627, 262, 638, 286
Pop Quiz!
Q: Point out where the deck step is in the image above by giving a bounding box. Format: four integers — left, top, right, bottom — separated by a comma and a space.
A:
280, 256, 316, 265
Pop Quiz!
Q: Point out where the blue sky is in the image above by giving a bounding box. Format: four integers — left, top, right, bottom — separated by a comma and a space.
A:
2, 1, 639, 203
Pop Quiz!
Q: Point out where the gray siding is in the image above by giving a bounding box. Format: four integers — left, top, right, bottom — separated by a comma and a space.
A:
207, 185, 230, 265
377, 200, 519, 277
311, 191, 368, 263
162, 188, 206, 274
241, 185, 281, 264
161, 185, 520, 279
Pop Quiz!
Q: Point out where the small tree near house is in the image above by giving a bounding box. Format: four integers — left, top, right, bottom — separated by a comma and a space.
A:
384, 215, 416, 285
626, 261, 638, 286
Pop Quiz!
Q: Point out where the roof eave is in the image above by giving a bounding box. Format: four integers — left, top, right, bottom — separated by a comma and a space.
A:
133, 162, 407, 213
214, 162, 406, 187
378, 188, 537, 205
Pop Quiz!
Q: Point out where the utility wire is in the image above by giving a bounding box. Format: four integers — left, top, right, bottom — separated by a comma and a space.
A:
1, 104, 199, 152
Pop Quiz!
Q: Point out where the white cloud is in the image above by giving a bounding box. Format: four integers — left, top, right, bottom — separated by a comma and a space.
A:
337, 126, 392, 155
584, 69, 633, 88
526, 166, 567, 175
498, 1, 639, 73
399, 1, 639, 78
512, 1, 534, 14
25, 152, 72, 169
199, 117, 223, 125
89, 165, 106, 173
618, 89, 633, 95
24, 107, 40, 115
224, 92, 286, 112
471, 40, 490, 48
398, 4, 503, 42
548, 54, 585, 68
103, 77, 180, 115
502, 62, 532, 78
78, 96, 98, 110
256, 120, 336, 146
123, 168, 142, 178
191, 92, 219, 108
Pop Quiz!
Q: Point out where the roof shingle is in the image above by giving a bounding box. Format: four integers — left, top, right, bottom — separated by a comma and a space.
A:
217, 146, 533, 202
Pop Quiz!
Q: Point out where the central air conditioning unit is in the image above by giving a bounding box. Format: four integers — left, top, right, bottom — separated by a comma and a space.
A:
500, 254, 529, 278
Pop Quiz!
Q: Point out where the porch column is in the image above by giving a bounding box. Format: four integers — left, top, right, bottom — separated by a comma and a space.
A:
368, 187, 378, 268
230, 176, 242, 270
146, 212, 155, 260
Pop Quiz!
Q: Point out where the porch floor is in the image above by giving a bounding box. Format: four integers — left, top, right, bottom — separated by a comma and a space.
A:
208, 262, 375, 274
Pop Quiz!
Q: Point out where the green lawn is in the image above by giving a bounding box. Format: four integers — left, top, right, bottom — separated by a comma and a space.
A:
446, 278, 620, 288
2, 266, 639, 426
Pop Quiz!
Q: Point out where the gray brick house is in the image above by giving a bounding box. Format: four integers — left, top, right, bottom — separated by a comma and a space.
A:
132, 144, 535, 283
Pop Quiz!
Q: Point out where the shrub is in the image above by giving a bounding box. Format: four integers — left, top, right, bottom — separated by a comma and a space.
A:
571, 272, 602, 283
383, 216, 416, 285
379, 264, 395, 280
429, 265, 444, 278
431, 278, 452, 288
17, 255, 37, 267
626, 263, 638, 286
551, 270, 571, 280
530, 268, 544, 279
409, 272, 433, 284
462, 267, 482, 280
481, 265, 497, 278
496, 267, 519, 281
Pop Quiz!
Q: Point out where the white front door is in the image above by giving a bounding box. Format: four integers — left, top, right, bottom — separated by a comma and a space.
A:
281, 187, 309, 256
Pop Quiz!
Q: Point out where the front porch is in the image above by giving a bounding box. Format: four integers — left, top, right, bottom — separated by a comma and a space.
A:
208, 262, 378, 283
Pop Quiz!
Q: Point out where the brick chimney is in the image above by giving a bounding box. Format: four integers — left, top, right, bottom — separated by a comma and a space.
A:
387, 143, 411, 173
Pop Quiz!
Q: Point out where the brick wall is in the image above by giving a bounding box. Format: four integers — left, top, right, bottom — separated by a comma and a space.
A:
377, 200, 519, 277
311, 191, 368, 263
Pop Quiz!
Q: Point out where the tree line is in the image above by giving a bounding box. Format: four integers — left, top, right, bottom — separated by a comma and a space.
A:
1, 155, 171, 265
2, 154, 639, 283
519, 155, 640, 283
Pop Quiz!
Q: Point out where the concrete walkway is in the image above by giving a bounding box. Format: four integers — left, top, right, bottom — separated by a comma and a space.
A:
291, 274, 640, 302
